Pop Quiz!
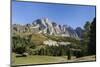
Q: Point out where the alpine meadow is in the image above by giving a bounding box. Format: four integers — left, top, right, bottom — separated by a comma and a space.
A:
11, 0, 96, 66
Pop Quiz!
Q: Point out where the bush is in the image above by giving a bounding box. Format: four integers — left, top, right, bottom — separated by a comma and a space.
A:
15, 46, 27, 54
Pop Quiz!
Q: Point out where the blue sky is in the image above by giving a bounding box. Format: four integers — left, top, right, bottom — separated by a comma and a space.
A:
12, 0, 95, 29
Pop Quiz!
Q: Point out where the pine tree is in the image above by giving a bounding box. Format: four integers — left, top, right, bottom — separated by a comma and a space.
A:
88, 17, 96, 55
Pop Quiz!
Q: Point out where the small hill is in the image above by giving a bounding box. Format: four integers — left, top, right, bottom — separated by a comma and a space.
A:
31, 33, 48, 45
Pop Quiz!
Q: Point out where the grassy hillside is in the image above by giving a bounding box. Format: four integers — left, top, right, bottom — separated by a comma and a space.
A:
31, 33, 48, 45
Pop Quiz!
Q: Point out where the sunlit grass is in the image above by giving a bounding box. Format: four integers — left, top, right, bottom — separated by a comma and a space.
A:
12, 53, 96, 66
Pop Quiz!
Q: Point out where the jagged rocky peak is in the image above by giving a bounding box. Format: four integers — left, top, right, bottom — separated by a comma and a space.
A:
12, 17, 83, 39
32, 17, 49, 25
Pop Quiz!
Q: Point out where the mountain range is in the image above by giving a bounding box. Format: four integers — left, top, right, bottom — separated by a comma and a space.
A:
12, 18, 84, 40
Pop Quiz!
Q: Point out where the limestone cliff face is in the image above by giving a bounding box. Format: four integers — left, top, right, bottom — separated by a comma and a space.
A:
12, 18, 83, 39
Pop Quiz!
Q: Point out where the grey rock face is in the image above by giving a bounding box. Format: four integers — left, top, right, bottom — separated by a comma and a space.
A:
12, 18, 82, 39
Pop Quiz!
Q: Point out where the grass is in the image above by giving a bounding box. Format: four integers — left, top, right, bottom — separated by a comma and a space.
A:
12, 53, 96, 66
31, 33, 48, 45
12, 53, 69, 66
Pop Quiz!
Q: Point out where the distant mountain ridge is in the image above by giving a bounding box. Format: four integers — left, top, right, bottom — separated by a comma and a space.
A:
12, 18, 83, 40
